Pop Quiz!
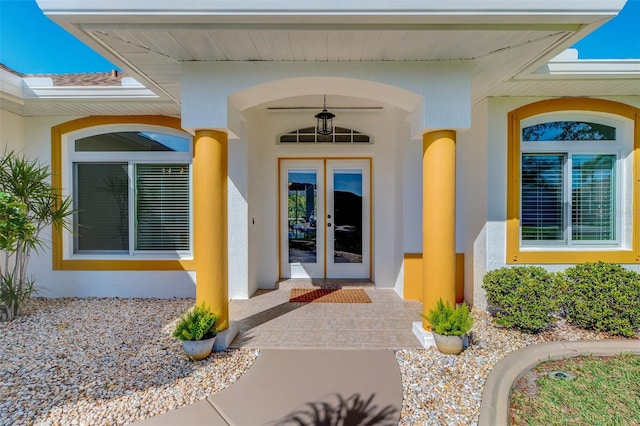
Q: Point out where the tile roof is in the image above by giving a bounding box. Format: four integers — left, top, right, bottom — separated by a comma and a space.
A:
0, 63, 127, 86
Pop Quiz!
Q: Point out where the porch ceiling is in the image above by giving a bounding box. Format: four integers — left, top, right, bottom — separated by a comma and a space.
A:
15, 1, 632, 117
83, 25, 590, 106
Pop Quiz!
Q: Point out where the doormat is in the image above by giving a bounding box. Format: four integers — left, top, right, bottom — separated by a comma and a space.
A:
289, 288, 371, 303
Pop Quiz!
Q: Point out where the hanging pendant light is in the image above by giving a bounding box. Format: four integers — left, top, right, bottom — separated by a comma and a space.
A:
315, 95, 335, 136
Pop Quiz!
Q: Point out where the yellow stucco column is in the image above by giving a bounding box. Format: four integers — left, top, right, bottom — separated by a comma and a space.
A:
193, 129, 228, 328
422, 130, 457, 330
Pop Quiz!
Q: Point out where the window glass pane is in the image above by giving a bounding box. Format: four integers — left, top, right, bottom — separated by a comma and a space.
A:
288, 170, 317, 263
75, 163, 129, 252
76, 132, 190, 152
135, 164, 190, 251
353, 135, 370, 143
521, 154, 565, 242
299, 134, 316, 143
522, 121, 616, 142
572, 155, 616, 241
280, 134, 297, 143
333, 170, 363, 263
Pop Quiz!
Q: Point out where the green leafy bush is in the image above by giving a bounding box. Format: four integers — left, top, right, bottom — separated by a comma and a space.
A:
0, 151, 73, 321
172, 303, 224, 341
421, 298, 473, 336
482, 266, 560, 333
561, 262, 640, 337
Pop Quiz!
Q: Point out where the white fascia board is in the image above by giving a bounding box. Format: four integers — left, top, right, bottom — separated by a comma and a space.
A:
22, 86, 159, 99
525, 58, 640, 79
37, 0, 625, 24
0, 68, 25, 103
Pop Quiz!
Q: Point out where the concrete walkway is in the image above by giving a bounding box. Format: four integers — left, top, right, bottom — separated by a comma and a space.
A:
134, 349, 403, 426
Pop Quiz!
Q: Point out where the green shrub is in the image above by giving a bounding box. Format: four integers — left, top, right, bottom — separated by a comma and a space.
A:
172, 303, 224, 341
561, 262, 640, 337
421, 298, 473, 336
482, 266, 560, 333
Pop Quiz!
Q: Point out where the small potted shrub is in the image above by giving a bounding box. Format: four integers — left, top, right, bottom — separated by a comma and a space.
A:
173, 302, 225, 360
421, 298, 474, 355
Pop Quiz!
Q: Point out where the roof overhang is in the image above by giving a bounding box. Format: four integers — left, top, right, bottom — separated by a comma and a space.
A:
6, 0, 632, 117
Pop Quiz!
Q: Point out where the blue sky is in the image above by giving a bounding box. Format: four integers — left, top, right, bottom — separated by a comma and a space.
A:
0, 0, 639, 74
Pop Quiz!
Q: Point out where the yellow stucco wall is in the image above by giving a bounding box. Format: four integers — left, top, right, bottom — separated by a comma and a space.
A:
404, 253, 465, 303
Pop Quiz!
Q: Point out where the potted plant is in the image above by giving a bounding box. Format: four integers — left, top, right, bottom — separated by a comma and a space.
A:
172, 302, 225, 360
421, 298, 474, 355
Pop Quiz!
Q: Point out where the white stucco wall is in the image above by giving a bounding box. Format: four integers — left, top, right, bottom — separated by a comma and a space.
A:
181, 61, 472, 136
228, 121, 250, 299
243, 105, 408, 292
0, 110, 25, 152
8, 93, 639, 302
458, 99, 489, 307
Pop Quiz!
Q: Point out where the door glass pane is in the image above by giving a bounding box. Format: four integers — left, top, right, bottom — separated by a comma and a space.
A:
333, 170, 363, 263
521, 154, 565, 242
572, 154, 616, 241
288, 170, 317, 263
74, 163, 129, 253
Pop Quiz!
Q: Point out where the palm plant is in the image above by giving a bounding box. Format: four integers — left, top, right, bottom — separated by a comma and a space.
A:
0, 150, 73, 321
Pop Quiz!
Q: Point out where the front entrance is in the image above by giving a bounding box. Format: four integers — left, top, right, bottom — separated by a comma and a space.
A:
279, 159, 371, 279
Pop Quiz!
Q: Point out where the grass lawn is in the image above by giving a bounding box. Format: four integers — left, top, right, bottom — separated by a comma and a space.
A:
510, 354, 640, 425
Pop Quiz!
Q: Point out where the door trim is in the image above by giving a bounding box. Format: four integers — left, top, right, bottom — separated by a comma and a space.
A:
277, 157, 373, 280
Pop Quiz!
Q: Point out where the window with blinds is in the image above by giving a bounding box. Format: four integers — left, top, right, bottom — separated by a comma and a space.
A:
521, 154, 565, 242
520, 118, 620, 247
572, 155, 615, 241
136, 164, 190, 251
71, 129, 192, 256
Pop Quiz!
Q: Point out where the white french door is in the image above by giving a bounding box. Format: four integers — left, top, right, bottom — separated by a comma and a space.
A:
279, 159, 371, 279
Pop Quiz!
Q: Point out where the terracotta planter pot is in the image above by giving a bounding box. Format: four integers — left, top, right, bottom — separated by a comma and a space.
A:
432, 332, 464, 355
181, 336, 216, 361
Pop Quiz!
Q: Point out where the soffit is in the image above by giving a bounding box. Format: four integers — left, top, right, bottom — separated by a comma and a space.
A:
19, 1, 633, 115
86, 25, 580, 105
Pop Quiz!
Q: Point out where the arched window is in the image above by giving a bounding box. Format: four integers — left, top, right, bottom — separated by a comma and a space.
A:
52, 116, 194, 270
279, 126, 370, 144
506, 99, 639, 264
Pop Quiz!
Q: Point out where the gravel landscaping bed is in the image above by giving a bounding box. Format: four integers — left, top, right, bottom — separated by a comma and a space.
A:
1, 298, 633, 426
0, 298, 258, 426
395, 309, 626, 425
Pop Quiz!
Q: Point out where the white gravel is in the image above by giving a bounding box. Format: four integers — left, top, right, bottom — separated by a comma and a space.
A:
395, 308, 625, 425
0, 298, 258, 426
1, 299, 634, 426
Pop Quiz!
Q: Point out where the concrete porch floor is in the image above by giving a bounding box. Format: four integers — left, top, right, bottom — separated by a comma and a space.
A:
228, 281, 424, 349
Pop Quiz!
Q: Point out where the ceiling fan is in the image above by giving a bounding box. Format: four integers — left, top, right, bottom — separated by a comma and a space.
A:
266, 106, 383, 110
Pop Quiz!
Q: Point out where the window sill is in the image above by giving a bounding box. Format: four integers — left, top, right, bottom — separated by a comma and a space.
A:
54, 257, 196, 271
508, 249, 638, 264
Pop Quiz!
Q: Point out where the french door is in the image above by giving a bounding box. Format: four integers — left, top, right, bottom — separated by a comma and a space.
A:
279, 159, 371, 279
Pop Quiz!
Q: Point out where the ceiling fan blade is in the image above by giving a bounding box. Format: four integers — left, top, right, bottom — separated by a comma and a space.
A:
267, 106, 383, 110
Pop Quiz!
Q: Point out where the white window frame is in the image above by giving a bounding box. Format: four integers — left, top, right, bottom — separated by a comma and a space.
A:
520, 112, 633, 251
62, 124, 193, 260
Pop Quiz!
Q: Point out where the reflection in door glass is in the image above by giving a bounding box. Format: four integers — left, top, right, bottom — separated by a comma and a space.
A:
333, 170, 363, 263
288, 171, 317, 263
